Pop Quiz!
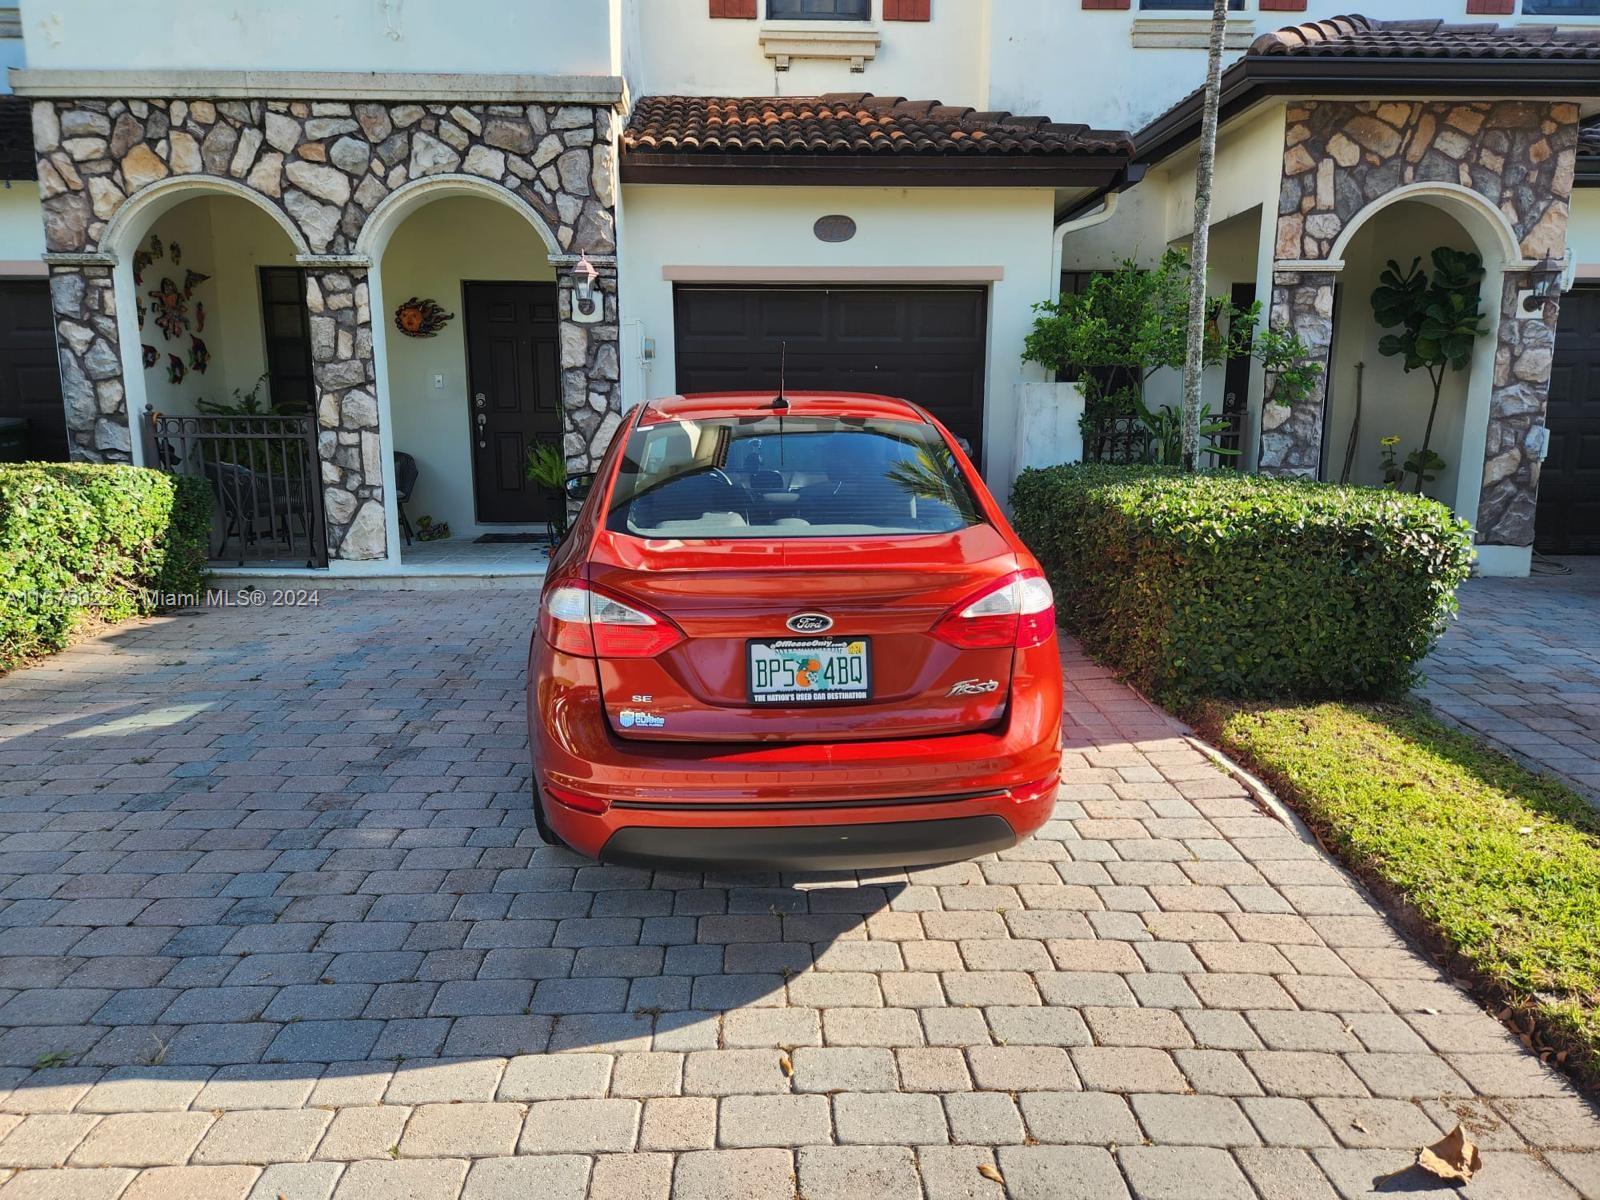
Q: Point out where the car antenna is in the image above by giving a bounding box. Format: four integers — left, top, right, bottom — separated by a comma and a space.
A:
772, 341, 789, 412
773, 341, 787, 466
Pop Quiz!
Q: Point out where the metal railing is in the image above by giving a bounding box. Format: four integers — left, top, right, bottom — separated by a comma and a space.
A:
146, 407, 328, 568
1084, 414, 1154, 466
1084, 412, 1245, 471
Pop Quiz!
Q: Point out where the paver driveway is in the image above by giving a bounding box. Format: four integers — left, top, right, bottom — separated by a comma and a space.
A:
0, 587, 1596, 1200
1421, 558, 1600, 804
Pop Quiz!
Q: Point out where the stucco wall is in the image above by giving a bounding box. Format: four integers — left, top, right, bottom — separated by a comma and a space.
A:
618, 183, 1054, 494
0, 183, 44, 268
618, 0, 1548, 134
16, 0, 617, 75
130, 196, 216, 419
624, 0, 986, 105
381, 195, 556, 538
118, 195, 301, 424
1569, 188, 1600, 279
987, 0, 1496, 131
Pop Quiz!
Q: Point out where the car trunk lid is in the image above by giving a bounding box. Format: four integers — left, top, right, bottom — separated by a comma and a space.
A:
586, 525, 1018, 743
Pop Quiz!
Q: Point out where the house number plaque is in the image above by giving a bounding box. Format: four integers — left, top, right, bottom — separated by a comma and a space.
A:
813, 215, 857, 243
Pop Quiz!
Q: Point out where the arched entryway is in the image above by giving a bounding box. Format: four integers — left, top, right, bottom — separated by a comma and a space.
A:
108, 182, 310, 456
1323, 198, 1496, 516
373, 190, 562, 553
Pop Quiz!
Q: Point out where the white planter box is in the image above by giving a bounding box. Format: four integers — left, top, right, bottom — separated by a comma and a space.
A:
1014, 380, 1085, 475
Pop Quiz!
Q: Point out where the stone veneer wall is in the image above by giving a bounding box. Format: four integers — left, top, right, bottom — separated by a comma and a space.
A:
32, 96, 618, 560
1481, 276, 1558, 546
1261, 100, 1576, 548
1260, 269, 1335, 479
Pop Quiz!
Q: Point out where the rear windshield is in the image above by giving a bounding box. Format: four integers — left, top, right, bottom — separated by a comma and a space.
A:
605, 414, 984, 539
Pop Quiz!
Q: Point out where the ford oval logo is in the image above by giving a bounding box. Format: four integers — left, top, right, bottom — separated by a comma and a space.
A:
786, 612, 833, 634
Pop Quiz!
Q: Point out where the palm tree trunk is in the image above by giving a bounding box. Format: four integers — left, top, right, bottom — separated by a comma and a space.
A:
1180, 0, 1230, 472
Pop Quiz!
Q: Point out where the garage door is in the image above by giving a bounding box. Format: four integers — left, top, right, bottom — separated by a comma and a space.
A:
1538, 287, 1600, 555
673, 287, 988, 462
0, 280, 66, 461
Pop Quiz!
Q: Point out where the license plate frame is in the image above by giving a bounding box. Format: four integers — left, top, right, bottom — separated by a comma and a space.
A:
746, 636, 872, 705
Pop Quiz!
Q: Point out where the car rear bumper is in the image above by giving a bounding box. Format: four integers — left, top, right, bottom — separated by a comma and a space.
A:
599, 814, 1020, 870
527, 638, 1063, 865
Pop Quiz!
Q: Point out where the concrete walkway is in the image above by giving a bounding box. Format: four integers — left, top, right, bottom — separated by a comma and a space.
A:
1420, 558, 1600, 802
0, 589, 1594, 1199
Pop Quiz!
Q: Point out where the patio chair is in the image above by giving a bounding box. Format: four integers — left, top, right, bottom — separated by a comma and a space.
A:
201, 458, 314, 551
395, 451, 418, 545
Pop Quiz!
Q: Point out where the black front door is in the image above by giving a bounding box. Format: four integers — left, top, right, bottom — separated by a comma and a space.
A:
1219, 282, 1256, 468
0, 279, 66, 460
1539, 287, 1600, 555
463, 282, 561, 523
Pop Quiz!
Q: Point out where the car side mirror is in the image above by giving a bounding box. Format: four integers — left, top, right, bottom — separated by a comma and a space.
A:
565, 472, 595, 502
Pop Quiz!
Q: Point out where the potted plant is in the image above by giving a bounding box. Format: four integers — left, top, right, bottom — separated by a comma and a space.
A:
525, 441, 570, 549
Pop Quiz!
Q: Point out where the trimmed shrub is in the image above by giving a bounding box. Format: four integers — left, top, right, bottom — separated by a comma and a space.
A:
1011, 464, 1473, 701
0, 464, 211, 670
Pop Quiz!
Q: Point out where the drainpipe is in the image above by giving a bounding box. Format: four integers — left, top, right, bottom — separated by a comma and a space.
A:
1048, 190, 1120, 303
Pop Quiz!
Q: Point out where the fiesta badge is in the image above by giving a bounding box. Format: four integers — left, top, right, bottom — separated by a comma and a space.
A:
786, 612, 834, 634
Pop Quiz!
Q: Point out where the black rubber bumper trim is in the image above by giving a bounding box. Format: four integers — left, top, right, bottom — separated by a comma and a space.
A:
597, 814, 1018, 870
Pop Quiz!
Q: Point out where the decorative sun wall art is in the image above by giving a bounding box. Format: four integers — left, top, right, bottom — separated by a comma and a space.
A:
394, 297, 454, 338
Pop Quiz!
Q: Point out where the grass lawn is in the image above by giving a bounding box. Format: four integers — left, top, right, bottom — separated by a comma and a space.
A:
1193, 699, 1600, 1087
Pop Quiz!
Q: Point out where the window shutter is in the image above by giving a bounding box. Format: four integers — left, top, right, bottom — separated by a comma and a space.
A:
709, 0, 757, 17
885, 0, 932, 18
1259, 0, 1309, 11
1081, 0, 1131, 9
1464, 0, 1513, 12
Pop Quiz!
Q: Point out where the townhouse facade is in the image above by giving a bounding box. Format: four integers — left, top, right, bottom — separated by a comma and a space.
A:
0, 0, 1596, 574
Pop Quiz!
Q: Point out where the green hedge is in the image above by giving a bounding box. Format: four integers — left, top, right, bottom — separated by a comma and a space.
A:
0, 464, 211, 670
1011, 464, 1473, 701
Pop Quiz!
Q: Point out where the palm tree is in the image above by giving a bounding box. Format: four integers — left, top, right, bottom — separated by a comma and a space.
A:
1180, 0, 1231, 471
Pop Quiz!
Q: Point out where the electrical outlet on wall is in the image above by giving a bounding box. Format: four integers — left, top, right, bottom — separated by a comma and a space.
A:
433, 373, 444, 390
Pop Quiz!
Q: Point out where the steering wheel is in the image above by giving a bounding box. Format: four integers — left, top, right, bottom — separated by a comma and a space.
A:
706, 467, 735, 489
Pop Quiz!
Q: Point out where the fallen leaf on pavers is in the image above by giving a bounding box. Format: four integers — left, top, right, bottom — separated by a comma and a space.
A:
1352, 1120, 1369, 1133
778, 1055, 794, 1077
977, 1163, 1004, 1184
1374, 1124, 1482, 1189
1416, 1125, 1482, 1184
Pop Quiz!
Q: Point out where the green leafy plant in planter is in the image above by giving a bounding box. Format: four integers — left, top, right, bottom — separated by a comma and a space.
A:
525, 441, 570, 547
194, 372, 276, 417
1023, 248, 1321, 467
1370, 247, 1488, 494
1141, 401, 1238, 466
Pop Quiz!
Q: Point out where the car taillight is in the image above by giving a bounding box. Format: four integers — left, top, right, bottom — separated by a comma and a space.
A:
539, 582, 685, 658
931, 569, 1056, 650
544, 783, 610, 815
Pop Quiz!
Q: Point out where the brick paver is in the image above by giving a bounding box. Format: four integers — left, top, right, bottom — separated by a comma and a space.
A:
1421, 557, 1600, 802
0, 588, 1595, 1197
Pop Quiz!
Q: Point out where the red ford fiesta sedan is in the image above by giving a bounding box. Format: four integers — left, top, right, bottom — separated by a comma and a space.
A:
526, 391, 1062, 869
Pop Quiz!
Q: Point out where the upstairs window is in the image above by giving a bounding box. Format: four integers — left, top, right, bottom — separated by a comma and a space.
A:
1138, 0, 1245, 9
1524, 1, 1600, 14
768, 0, 872, 18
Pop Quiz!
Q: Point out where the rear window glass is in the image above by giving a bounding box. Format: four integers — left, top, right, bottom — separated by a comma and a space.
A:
605, 414, 983, 539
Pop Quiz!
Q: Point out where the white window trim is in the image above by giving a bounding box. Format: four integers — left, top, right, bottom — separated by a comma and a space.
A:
759, 26, 881, 71
1130, 16, 1255, 50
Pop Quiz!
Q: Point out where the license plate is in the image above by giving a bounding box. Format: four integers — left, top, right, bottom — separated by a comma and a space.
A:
747, 637, 871, 704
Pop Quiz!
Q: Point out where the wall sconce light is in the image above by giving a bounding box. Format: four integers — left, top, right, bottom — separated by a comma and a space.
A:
572, 254, 600, 319
1523, 253, 1563, 312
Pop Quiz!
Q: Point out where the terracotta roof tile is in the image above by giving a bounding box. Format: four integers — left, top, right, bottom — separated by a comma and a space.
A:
623, 94, 1133, 159
1251, 13, 1600, 59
